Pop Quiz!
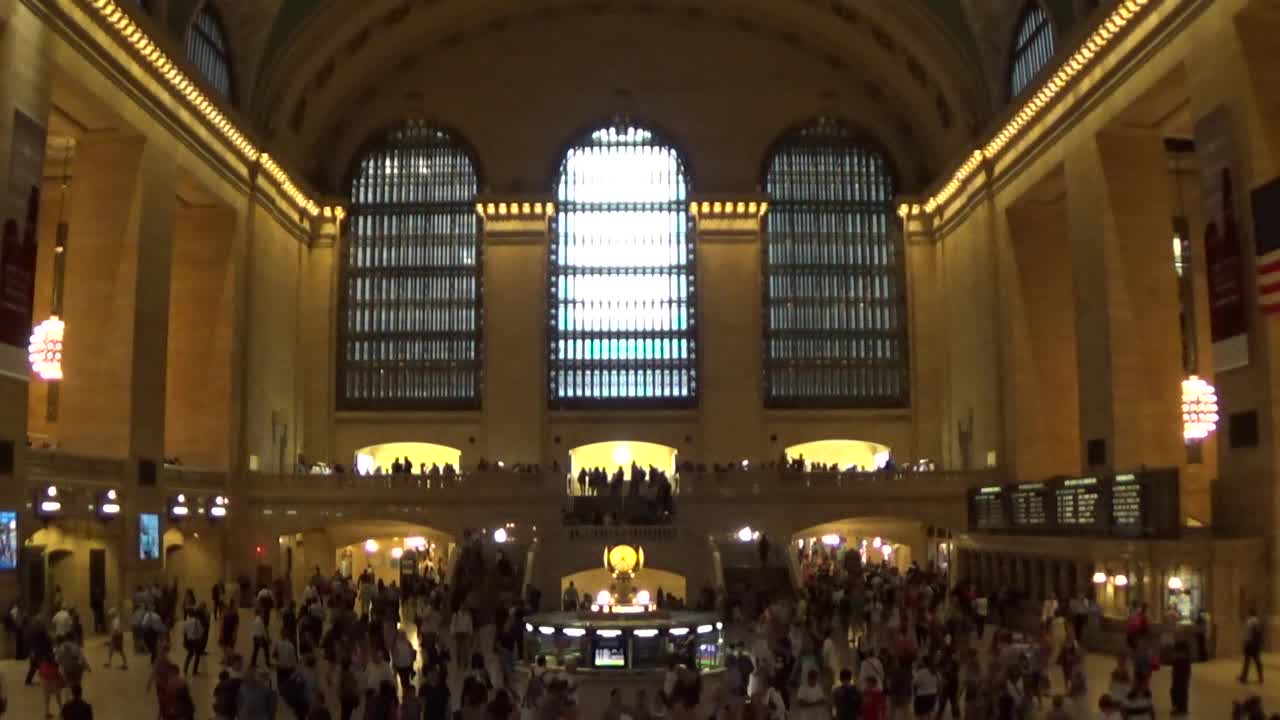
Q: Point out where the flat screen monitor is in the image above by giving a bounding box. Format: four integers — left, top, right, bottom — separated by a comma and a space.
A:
139, 513, 160, 560
592, 635, 627, 668
0, 510, 16, 570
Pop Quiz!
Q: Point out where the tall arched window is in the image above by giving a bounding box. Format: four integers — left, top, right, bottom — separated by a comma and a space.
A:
1010, 3, 1055, 97
339, 122, 482, 410
187, 4, 232, 98
763, 118, 907, 408
550, 122, 695, 408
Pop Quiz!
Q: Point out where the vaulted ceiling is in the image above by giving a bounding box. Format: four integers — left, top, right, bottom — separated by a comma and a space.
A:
163, 0, 1091, 195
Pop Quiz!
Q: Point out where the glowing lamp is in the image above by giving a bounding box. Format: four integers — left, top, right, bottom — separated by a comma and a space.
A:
98, 489, 121, 517
737, 527, 753, 543
1167, 576, 1184, 591
668, 627, 689, 636
872, 537, 883, 549
1113, 574, 1129, 587
538, 626, 555, 635
635, 590, 651, 606
493, 528, 508, 544
364, 539, 379, 554
390, 547, 404, 560
821, 534, 841, 547
28, 316, 65, 381
1181, 375, 1219, 440
405, 536, 427, 550
210, 495, 228, 519
634, 629, 659, 638
563, 628, 586, 637
596, 590, 613, 606
170, 493, 190, 519
525, 623, 534, 633
595, 629, 621, 638
696, 624, 714, 634
36, 486, 61, 517
1092, 571, 1108, 585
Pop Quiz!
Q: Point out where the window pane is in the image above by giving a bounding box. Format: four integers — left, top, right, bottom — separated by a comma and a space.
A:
1010, 4, 1054, 97
187, 7, 232, 98
763, 118, 907, 408
550, 124, 695, 408
338, 123, 482, 410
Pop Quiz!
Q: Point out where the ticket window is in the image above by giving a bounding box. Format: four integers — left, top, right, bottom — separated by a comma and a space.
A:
1164, 569, 1203, 624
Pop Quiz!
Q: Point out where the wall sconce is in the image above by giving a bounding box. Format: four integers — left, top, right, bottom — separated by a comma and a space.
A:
36, 485, 62, 517
97, 489, 121, 518
1092, 571, 1108, 585
1113, 574, 1129, 587
210, 495, 228, 519
1167, 576, 1184, 591
170, 493, 190, 519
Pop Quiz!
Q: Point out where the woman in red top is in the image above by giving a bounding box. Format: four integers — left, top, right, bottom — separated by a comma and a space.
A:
860, 676, 887, 720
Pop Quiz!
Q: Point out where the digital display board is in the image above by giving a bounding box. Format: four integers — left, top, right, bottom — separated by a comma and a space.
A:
971, 487, 1005, 530
592, 635, 627, 668
968, 469, 1179, 538
139, 513, 160, 560
0, 511, 15, 571
1055, 477, 1102, 527
1010, 484, 1049, 527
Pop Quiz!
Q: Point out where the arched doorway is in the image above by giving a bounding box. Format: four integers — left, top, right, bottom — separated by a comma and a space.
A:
559, 567, 687, 610
354, 442, 462, 474
784, 439, 891, 471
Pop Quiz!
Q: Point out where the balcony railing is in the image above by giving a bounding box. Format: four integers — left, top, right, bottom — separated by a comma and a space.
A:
564, 525, 680, 543
26, 449, 126, 487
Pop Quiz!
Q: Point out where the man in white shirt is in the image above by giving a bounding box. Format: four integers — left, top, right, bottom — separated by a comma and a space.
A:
249, 612, 271, 669
181, 612, 205, 676
858, 651, 885, 690
974, 594, 989, 639
51, 606, 73, 643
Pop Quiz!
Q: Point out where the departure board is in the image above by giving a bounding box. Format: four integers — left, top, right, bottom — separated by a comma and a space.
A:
968, 469, 1179, 538
1111, 473, 1143, 534
1055, 477, 1102, 527
971, 487, 1005, 529
1010, 484, 1050, 526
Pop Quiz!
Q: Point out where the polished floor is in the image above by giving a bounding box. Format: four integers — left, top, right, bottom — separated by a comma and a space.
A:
0, 614, 1276, 719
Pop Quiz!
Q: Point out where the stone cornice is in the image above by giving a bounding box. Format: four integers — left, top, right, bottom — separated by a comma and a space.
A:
689, 197, 769, 240
476, 197, 555, 241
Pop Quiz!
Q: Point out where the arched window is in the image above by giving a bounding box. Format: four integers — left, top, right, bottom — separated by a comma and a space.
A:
550, 122, 695, 407
187, 4, 232, 99
1010, 3, 1055, 97
339, 123, 482, 410
763, 118, 907, 408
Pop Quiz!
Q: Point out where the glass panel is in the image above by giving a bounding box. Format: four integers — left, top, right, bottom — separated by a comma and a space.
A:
550, 123, 695, 408
187, 7, 232, 98
1010, 4, 1054, 97
763, 118, 907, 408
338, 122, 482, 410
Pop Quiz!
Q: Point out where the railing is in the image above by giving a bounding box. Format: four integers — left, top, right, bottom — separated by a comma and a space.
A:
564, 525, 680, 543
26, 449, 126, 487
675, 468, 1004, 496
160, 466, 229, 492
244, 469, 561, 497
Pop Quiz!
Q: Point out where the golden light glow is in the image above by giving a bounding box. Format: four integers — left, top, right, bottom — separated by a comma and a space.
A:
28, 316, 65, 381
1092, 571, 1108, 584
688, 200, 769, 218
354, 442, 461, 474
475, 201, 555, 219
1181, 375, 1219, 441
569, 441, 677, 478
784, 439, 892, 472
606, 544, 640, 574
914, 0, 1154, 216
81, 0, 330, 218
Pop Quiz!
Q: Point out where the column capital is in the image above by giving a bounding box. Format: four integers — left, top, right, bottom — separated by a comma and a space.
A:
477, 196, 555, 241
309, 205, 344, 248
689, 195, 769, 240
895, 195, 936, 245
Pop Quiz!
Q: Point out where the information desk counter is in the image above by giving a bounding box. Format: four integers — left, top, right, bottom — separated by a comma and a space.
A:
524, 611, 723, 672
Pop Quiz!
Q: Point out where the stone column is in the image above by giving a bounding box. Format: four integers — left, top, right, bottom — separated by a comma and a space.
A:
1064, 130, 1182, 472
58, 134, 176, 463
0, 0, 51, 513
300, 212, 340, 466
691, 198, 767, 463
904, 213, 944, 462
479, 200, 552, 465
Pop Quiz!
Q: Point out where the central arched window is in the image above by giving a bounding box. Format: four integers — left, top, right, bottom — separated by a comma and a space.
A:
1010, 2, 1055, 97
187, 5, 232, 99
339, 122, 482, 410
763, 118, 907, 408
550, 122, 695, 408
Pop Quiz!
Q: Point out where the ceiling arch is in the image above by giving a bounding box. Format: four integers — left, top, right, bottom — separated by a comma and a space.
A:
239, 0, 995, 197
299, 9, 952, 196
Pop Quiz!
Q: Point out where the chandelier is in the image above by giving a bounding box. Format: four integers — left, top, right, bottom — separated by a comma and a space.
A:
28, 316, 65, 381
1181, 375, 1218, 441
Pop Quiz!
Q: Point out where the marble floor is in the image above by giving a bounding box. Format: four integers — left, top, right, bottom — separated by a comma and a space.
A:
0, 615, 1277, 719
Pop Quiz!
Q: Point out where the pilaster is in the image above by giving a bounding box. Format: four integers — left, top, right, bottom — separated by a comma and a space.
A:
300, 211, 341, 466
690, 198, 767, 463
478, 199, 554, 465
902, 209, 944, 464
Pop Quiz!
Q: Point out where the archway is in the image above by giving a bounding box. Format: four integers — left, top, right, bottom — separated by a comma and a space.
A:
276, 520, 459, 599
784, 439, 891, 471
791, 518, 934, 577
354, 442, 462, 474
569, 441, 677, 484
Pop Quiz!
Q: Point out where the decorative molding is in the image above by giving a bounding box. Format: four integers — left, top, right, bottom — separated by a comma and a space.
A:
689, 198, 769, 238
71, 0, 341, 220
476, 198, 555, 239
898, 0, 1158, 222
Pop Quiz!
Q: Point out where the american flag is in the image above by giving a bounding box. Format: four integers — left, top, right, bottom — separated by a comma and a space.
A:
1254, 178, 1280, 315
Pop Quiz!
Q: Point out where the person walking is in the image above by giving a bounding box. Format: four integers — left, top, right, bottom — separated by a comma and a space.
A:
1240, 608, 1264, 684
181, 611, 205, 676
1170, 640, 1192, 715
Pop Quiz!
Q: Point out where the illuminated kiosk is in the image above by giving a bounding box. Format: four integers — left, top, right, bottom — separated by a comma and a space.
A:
526, 545, 723, 672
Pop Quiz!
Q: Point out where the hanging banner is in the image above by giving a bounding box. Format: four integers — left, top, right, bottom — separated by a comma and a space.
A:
0, 110, 47, 379
1195, 107, 1249, 372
